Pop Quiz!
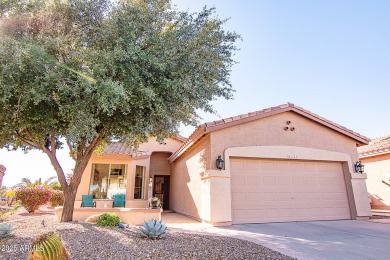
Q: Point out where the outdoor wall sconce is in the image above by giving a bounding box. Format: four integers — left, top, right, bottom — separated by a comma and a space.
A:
216, 155, 224, 170
149, 177, 153, 183
355, 161, 365, 174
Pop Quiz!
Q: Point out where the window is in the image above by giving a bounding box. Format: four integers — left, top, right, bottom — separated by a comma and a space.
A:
134, 166, 146, 199
89, 164, 127, 199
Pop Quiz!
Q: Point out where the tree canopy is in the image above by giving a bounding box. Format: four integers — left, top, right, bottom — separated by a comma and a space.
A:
0, 0, 240, 221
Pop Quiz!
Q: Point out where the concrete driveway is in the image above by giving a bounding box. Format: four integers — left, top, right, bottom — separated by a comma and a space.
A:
231, 220, 390, 260
162, 213, 390, 259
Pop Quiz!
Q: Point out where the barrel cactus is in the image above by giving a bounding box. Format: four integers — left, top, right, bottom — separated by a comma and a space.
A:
0, 223, 12, 238
28, 232, 69, 260
139, 219, 167, 239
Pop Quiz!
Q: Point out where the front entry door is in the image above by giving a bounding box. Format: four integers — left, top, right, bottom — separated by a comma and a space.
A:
153, 176, 170, 210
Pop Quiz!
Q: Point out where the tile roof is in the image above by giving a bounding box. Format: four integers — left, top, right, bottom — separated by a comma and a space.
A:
103, 143, 150, 157
103, 135, 186, 157
168, 103, 370, 163
358, 135, 390, 157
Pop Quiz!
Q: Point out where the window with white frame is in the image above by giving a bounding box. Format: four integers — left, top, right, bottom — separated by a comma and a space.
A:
134, 166, 146, 199
89, 164, 127, 199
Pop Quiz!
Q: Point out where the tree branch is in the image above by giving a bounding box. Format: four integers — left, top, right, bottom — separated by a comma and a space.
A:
66, 139, 76, 161
71, 129, 105, 186
14, 131, 40, 149
24, 129, 41, 146
50, 134, 56, 156
41, 145, 68, 189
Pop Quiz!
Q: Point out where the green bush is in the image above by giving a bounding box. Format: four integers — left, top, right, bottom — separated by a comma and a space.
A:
96, 213, 121, 226
49, 191, 64, 207
15, 187, 52, 213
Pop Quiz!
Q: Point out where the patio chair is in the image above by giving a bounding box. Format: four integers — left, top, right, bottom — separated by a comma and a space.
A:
81, 195, 96, 208
113, 194, 126, 208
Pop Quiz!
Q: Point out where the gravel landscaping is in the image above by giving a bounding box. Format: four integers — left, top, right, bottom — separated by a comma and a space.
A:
1, 206, 295, 259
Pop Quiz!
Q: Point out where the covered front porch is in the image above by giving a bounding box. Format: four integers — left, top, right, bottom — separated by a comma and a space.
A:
54, 206, 162, 225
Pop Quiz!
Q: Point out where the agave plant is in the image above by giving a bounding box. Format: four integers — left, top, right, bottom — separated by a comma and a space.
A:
28, 232, 69, 260
139, 219, 167, 239
0, 223, 12, 238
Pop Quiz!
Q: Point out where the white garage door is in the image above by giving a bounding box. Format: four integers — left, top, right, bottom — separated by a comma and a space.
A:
231, 158, 351, 224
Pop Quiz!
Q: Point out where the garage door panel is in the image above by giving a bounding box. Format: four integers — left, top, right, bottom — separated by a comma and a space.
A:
231, 158, 351, 224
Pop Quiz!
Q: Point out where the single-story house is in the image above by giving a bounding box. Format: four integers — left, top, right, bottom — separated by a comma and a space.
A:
358, 135, 390, 210
74, 103, 372, 225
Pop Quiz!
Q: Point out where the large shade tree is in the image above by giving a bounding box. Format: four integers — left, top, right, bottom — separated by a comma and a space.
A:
0, 0, 240, 221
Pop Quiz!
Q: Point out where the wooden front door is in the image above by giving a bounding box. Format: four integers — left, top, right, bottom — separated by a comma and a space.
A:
153, 176, 170, 210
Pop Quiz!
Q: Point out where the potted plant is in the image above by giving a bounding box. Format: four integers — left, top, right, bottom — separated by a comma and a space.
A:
148, 197, 161, 209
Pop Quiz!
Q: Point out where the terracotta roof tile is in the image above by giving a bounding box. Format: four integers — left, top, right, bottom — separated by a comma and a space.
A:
358, 135, 390, 157
103, 143, 151, 157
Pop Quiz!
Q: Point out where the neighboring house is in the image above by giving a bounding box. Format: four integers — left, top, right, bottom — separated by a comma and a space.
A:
358, 136, 390, 210
0, 165, 5, 187
76, 103, 372, 225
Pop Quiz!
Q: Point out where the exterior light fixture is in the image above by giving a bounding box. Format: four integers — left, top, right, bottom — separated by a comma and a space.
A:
355, 161, 365, 174
216, 155, 224, 170
149, 177, 153, 183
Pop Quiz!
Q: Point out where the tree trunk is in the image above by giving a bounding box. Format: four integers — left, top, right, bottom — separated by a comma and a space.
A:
61, 184, 78, 222
60, 145, 100, 222
36, 133, 105, 222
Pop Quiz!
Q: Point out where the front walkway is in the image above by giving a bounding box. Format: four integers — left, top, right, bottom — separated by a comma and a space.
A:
162, 212, 390, 260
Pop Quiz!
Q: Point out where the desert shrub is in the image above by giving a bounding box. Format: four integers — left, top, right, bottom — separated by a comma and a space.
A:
3, 190, 16, 206
96, 213, 121, 226
0, 203, 21, 222
49, 183, 62, 190
15, 187, 52, 213
49, 191, 64, 207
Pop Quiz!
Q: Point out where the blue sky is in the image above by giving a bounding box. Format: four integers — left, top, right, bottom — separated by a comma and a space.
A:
174, 0, 390, 137
1, 1, 389, 187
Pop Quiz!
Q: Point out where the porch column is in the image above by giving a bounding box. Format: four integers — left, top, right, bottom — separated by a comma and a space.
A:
0, 165, 6, 187
200, 169, 232, 226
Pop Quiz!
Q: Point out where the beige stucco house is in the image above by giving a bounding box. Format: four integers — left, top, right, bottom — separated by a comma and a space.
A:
74, 103, 372, 225
0, 165, 5, 187
358, 136, 390, 210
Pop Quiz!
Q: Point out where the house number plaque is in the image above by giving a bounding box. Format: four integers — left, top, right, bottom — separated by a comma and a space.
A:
287, 155, 298, 159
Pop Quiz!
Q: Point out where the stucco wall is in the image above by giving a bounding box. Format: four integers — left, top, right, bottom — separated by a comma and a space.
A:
170, 135, 211, 220
75, 137, 183, 210
208, 112, 370, 220
137, 136, 183, 154
75, 154, 151, 208
210, 112, 360, 165
149, 152, 171, 177
172, 111, 370, 224
361, 153, 390, 209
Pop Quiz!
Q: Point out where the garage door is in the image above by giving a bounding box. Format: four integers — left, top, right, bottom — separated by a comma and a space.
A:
231, 158, 351, 224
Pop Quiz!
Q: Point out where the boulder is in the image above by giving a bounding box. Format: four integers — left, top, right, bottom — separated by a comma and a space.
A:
85, 214, 104, 223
